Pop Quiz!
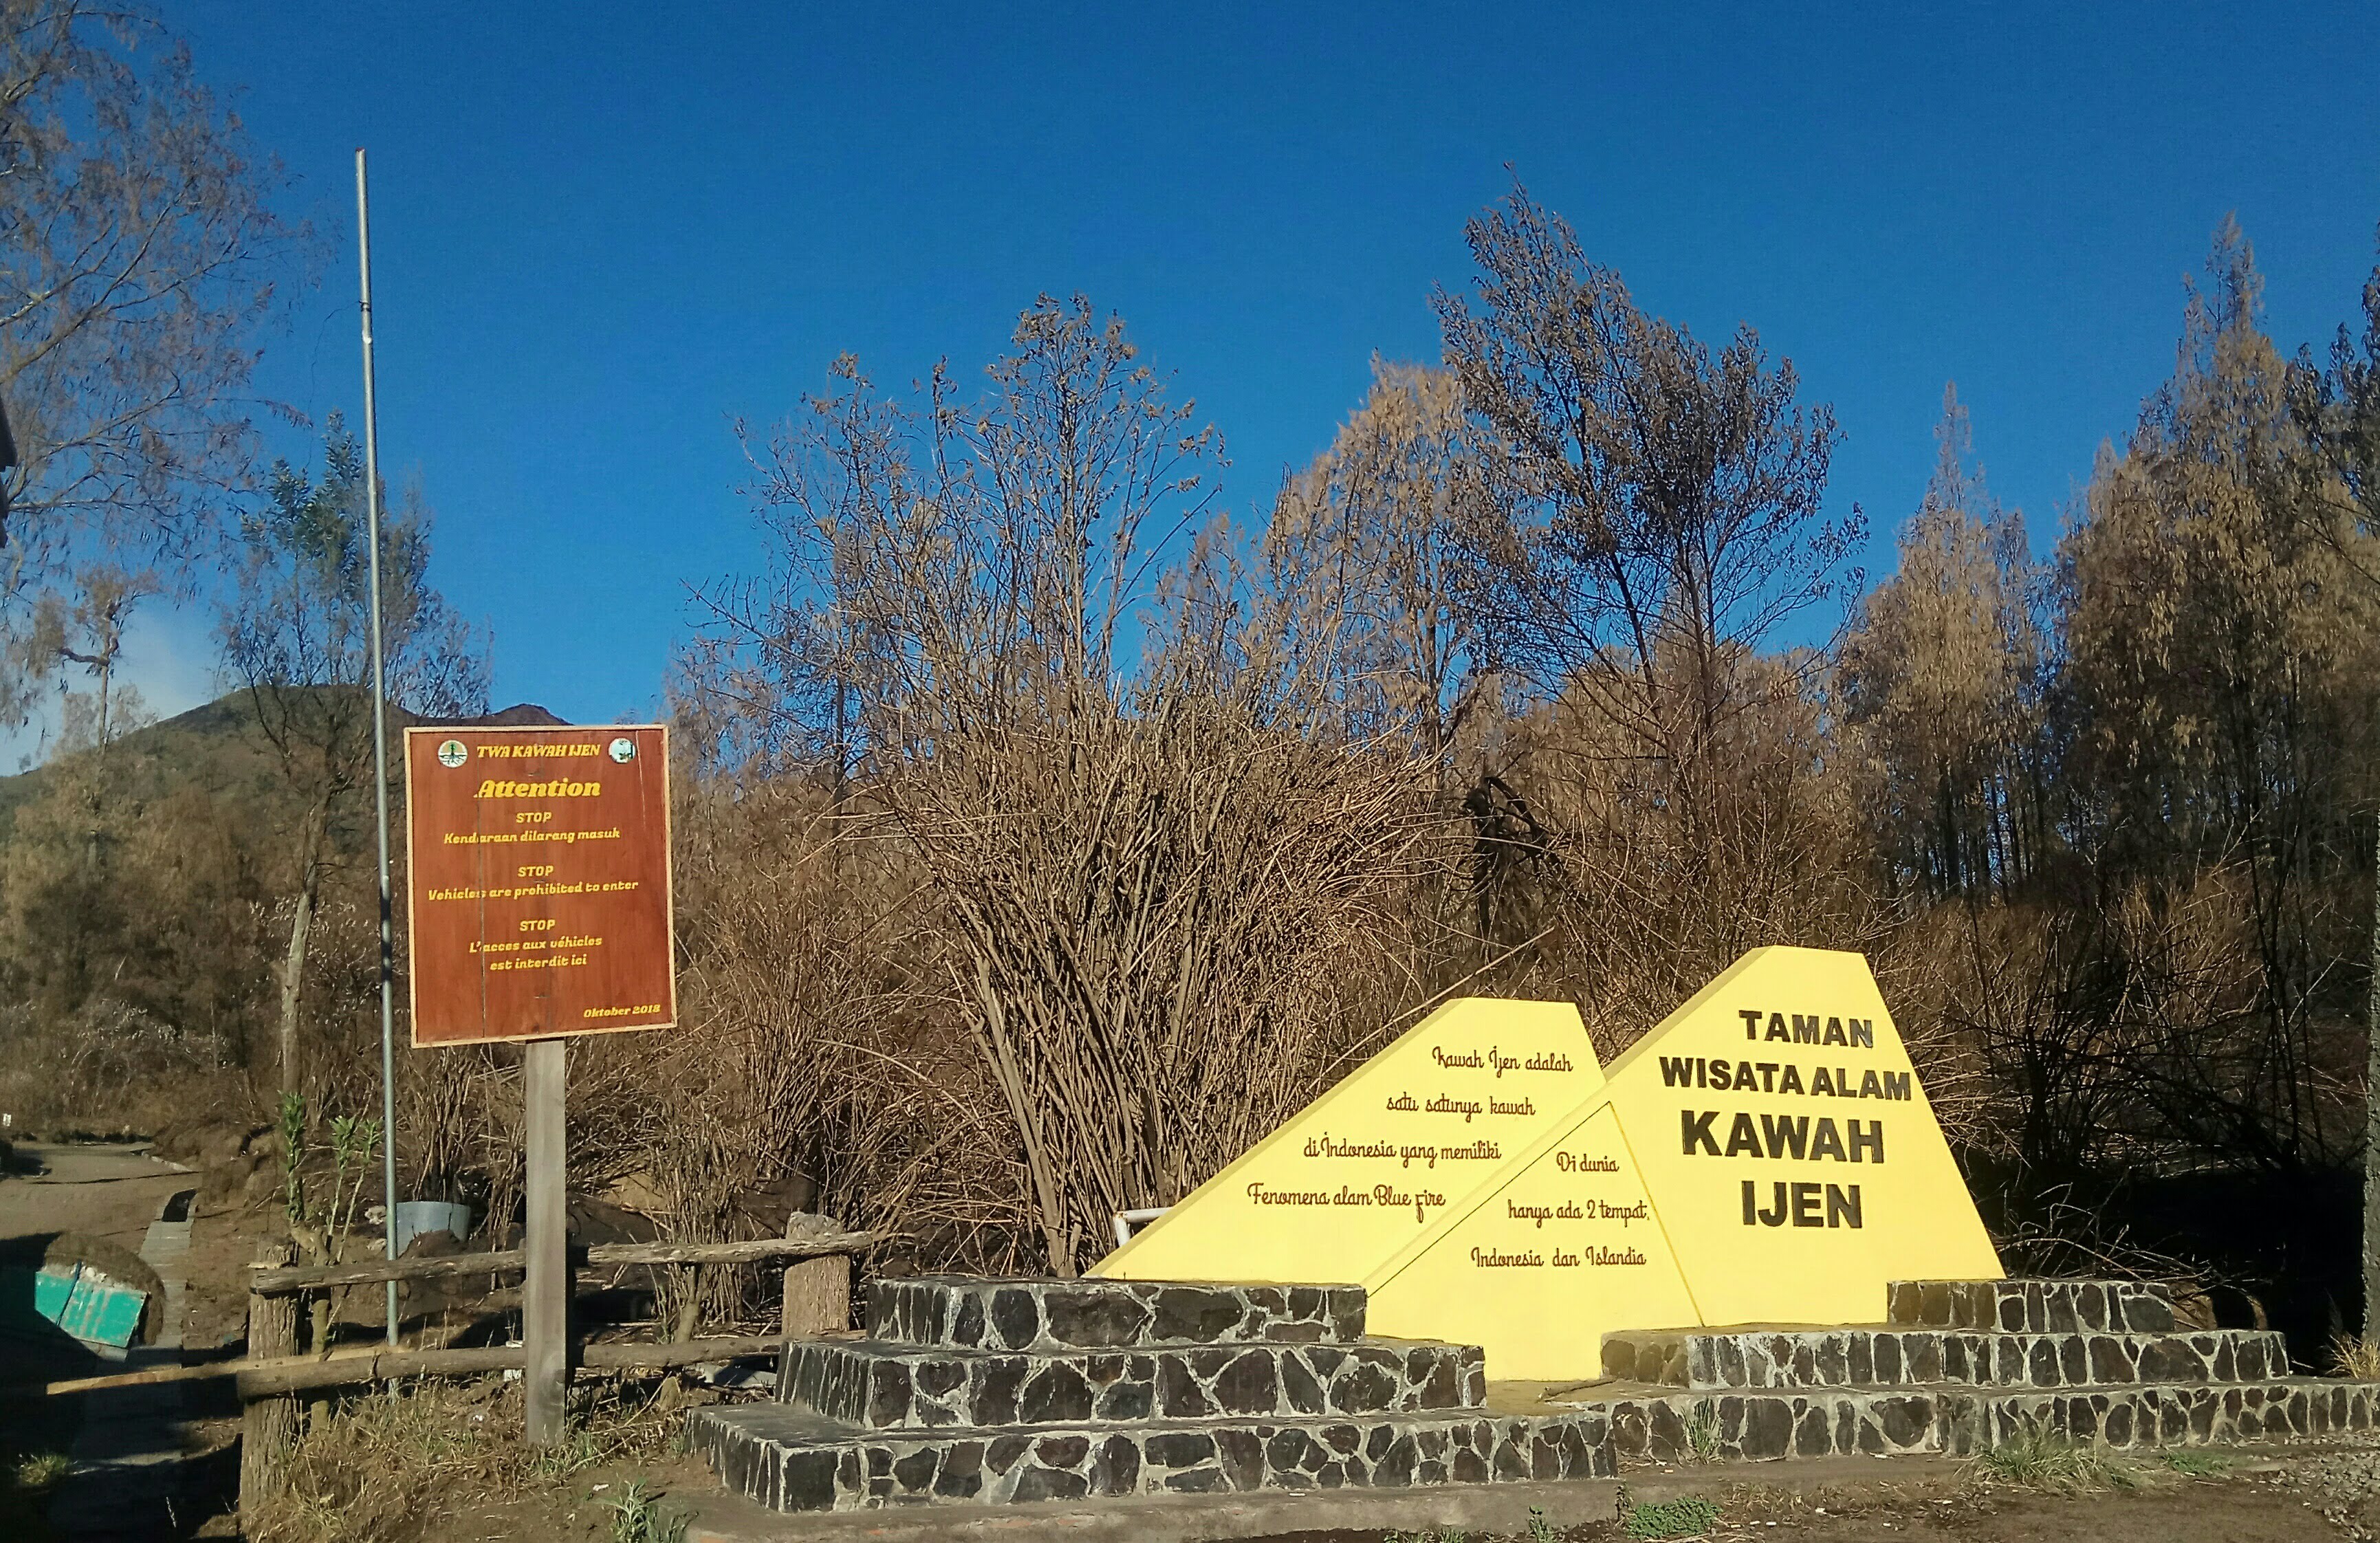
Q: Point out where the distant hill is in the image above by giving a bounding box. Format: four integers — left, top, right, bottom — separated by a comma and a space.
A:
0, 692, 569, 844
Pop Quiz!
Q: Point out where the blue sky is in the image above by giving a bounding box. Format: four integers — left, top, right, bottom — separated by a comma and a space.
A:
127, 0, 2380, 729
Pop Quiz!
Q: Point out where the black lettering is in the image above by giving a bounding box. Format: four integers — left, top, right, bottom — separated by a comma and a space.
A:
1811, 1066, 1835, 1097
1682, 1109, 1721, 1156
1809, 1118, 1847, 1162
1827, 1183, 1864, 1229
1760, 1113, 1809, 1160
1735, 1059, 1758, 1088
1710, 1060, 1734, 1091
1849, 1018, 1875, 1049
1883, 1071, 1911, 1102
1859, 1069, 1885, 1099
1742, 1179, 1758, 1225
1725, 1112, 1762, 1158
1778, 1064, 1805, 1095
1765, 1013, 1792, 1042
1792, 1014, 1820, 1044
1823, 1016, 1848, 1047
1659, 1055, 1696, 1088
1849, 1120, 1885, 1163
1758, 1062, 1779, 1092
1791, 1181, 1823, 1227
1739, 1008, 1765, 1041
1758, 1181, 1789, 1227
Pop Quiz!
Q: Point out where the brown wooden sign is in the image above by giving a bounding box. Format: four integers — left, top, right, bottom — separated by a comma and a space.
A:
403, 725, 675, 1046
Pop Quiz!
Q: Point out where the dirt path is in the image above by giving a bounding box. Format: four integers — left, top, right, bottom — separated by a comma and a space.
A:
0, 1141, 195, 1251
1, 1141, 212, 1540
1206, 1466, 2344, 1543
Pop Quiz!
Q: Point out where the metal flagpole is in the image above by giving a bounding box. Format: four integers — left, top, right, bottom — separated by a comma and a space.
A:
356, 148, 402, 1350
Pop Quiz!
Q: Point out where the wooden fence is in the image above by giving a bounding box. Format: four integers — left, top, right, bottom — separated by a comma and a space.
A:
32, 1223, 885, 1529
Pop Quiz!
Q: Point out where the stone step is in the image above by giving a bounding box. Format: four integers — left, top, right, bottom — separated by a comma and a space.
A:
781, 1336, 1483, 1431
1573, 1377, 2380, 1465
1886, 1278, 2176, 1334
866, 1276, 1368, 1353
1600, 1325, 2289, 1391
690, 1401, 1611, 1513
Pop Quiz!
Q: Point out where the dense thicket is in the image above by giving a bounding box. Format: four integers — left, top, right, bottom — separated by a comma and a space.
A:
6, 184, 2380, 1339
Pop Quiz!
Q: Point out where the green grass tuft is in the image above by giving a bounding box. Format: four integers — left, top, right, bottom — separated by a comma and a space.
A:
604, 1478, 687, 1543
12, 1452, 71, 1493
1623, 1495, 1723, 1538
2162, 1449, 2229, 1477
1971, 1425, 2143, 1493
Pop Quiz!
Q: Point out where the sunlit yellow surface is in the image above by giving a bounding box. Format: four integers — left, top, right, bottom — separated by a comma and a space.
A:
1091, 997, 1602, 1287
1367, 1102, 1696, 1379
1091, 948, 2002, 1380
1599, 945, 2004, 1328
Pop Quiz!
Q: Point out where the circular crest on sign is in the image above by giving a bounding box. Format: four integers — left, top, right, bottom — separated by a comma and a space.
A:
437, 738, 468, 768
608, 736, 636, 763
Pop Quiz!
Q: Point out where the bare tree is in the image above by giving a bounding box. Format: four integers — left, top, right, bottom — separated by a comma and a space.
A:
1259, 358, 1489, 758
0, 1, 306, 720
1840, 386, 2046, 901
703, 297, 1439, 1273
2289, 226, 2380, 1333
1433, 181, 1859, 827
219, 415, 485, 1097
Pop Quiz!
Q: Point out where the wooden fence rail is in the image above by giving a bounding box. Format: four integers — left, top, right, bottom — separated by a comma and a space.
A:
36, 1333, 798, 1399
219, 1224, 883, 1530
242, 1229, 890, 1294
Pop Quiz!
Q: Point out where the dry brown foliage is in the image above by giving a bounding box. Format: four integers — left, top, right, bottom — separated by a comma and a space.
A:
8, 194, 2380, 1321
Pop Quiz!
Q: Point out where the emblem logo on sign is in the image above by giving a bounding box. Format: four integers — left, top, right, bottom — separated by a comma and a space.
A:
609, 737, 636, 763
437, 739, 468, 768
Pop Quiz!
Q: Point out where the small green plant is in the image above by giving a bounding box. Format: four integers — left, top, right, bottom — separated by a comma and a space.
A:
12, 1451, 72, 1493
1972, 1424, 2143, 1493
1622, 1494, 1722, 1539
278, 1090, 308, 1227
2163, 1449, 2229, 1477
279, 1093, 382, 1256
531, 1425, 604, 1480
1681, 1399, 1722, 1463
606, 1479, 688, 1543
1383, 1531, 1467, 1543
1527, 1506, 1560, 1543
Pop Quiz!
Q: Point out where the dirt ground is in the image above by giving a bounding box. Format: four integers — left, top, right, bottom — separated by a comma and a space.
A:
406, 1458, 2364, 1543
1228, 1458, 2358, 1542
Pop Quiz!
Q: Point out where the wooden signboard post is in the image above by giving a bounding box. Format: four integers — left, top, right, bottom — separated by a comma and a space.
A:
404, 724, 675, 1444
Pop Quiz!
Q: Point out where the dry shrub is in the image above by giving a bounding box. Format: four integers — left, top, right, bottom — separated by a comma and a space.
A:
250, 1376, 687, 1543
0, 996, 240, 1136
886, 681, 1438, 1273
2330, 1334, 2380, 1381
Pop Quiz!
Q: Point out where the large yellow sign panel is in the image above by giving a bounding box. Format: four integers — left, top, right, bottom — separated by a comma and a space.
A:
1091, 998, 1600, 1287
1600, 946, 2001, 1328
1089, 948, 2002, 1381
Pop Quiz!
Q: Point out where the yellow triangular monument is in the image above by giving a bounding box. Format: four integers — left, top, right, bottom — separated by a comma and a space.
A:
1094, 948, 2004, 1381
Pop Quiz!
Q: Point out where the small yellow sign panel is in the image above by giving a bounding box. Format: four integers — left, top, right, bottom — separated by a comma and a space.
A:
1092, 998, 1601, 1289
1367, 1104, 1696, 1380
1090, 948, 2002, 1381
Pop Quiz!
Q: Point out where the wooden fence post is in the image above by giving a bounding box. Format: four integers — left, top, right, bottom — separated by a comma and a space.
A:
780, 1213, 849, 1338
239, 1239, 300, 1529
